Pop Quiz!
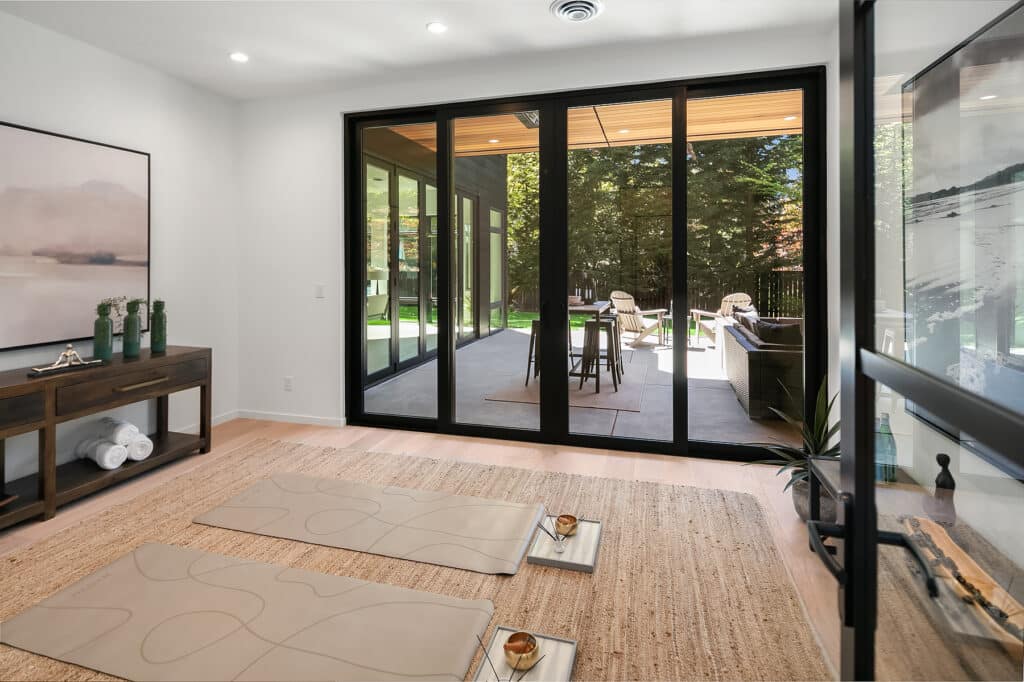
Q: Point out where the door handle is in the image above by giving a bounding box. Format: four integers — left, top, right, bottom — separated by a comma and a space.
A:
878, 529, 939, 597
807, 521, 939, 598
807, 520, 845, 584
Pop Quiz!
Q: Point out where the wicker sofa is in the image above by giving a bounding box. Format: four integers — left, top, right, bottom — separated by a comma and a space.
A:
722, 317, 804, 418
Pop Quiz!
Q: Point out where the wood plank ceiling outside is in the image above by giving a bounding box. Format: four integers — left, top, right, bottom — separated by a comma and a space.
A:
383, 89, 803, 156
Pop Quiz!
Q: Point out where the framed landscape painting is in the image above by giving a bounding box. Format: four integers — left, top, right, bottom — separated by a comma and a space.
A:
0, 122, 149, 351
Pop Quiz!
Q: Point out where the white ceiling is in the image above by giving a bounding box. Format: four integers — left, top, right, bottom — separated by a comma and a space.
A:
0, 1, 837, 100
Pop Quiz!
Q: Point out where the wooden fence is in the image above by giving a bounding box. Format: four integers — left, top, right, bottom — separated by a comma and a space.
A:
511, 270, 803, 318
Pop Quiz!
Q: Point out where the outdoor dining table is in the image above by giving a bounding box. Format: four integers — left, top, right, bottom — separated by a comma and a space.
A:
568, 300, 610, 321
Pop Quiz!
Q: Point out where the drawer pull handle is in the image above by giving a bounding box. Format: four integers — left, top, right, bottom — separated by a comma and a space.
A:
113, 377, 169, 393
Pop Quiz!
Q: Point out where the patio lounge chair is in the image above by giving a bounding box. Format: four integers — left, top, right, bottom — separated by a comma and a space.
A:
690, 293, 751, 346
609, 290, 667, 346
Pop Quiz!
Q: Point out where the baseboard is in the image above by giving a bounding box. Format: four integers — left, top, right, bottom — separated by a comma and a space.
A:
235, 410, 346, 428
175, 409, 240, 435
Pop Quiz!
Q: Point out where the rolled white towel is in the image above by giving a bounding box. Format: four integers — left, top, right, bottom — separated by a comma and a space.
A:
80, 438, 128, 470
126, 433, 154, 461
97, 417, 139, 446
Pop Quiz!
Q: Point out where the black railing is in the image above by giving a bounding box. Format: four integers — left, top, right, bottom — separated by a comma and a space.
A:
508, 269, 804, 318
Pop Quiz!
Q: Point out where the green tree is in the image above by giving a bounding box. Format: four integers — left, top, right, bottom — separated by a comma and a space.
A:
506, 152, 540, 310
504, 134, 804, 316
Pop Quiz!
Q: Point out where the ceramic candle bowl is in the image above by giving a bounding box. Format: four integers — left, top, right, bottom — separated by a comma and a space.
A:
503, 632, 540, 671
555, 514, 579, 536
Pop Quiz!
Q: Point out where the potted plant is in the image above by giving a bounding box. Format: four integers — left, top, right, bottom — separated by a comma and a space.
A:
755, 380, 840, 522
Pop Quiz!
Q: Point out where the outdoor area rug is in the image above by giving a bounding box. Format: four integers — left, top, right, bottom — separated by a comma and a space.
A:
0, 543, 492, 681
484, 363, 648, 412
194, 474, 545, 575
0, 439, 830, 681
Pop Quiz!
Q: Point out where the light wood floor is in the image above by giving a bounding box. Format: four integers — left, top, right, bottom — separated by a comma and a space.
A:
0, 419, 840, 678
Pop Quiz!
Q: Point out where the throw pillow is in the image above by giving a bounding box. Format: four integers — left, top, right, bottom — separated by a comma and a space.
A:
734, 309, 760, 333
754, 320, 803, 345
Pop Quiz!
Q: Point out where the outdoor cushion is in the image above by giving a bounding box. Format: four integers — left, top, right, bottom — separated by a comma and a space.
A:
755, 319, 803, 345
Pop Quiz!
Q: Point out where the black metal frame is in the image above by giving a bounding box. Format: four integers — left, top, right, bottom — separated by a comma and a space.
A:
835, 0, 1024, 678
0, 119, 152, 352
344, 66, 828, 461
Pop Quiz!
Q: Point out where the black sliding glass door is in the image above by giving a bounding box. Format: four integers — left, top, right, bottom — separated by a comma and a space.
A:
345, 68, 826, 459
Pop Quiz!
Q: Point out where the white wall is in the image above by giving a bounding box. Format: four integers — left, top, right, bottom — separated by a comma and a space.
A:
236, 24, 840, 426
0, 12, 240, 480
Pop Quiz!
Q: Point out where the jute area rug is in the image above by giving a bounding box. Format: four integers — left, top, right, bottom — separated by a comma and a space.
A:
0, 439, 829, 681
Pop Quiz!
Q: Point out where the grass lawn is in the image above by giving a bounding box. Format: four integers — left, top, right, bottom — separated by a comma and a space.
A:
370, 305, 695, 333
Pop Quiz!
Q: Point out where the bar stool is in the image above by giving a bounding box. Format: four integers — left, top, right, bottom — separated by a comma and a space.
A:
571, 319, 619, 393
600, 312, 624, 383
525, 319, 541, 386
526, 318, 583, 386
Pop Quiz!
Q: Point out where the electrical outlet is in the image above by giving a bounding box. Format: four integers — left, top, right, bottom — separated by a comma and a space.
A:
283, 376, 293, 392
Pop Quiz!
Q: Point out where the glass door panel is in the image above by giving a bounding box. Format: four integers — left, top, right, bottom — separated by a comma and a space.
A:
870, 3, 1023, 678
875, 3, 1024, 419
360, 122, 437, 418
397, 174, 421, 363
871, 386, 1023, 680
566, 98, 673, 440
458, 195, 476, 341
426, 183, 439, 352
451, 110, 540, 430
365, 162, 391, 377
686, 90, 805, 447
489, 209, 504, 333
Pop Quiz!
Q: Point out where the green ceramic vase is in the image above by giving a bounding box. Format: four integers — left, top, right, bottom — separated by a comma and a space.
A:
151, 300, 167, 354
123, 299, 142, 359
93, 303, 113, 362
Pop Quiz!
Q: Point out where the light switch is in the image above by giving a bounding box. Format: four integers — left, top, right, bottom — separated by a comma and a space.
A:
315, 284, 325, 299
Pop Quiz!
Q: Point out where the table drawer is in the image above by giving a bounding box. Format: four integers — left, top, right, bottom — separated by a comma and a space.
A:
57, 358, 208, 415
0, 392, 46, 432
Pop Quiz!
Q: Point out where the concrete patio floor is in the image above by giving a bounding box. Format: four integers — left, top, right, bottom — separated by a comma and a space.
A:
364, 327, 801, 446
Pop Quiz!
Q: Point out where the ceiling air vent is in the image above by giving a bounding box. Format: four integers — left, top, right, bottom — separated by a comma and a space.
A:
550, 0, 604, 23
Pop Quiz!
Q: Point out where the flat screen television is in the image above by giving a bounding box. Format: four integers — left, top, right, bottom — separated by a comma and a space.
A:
0, 121, 149, 351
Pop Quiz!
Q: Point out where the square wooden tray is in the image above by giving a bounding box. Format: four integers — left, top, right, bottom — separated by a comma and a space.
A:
526, 516, 602, 573
472, 625, 578, 682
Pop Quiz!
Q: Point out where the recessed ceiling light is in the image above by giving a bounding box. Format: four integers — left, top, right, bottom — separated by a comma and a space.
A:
783, 115, 797, 121
618, 129, 630, 134
488, 139, 500, 143
979, 94, 998, 100
229, 52, 249, 63
426, 21, 448, 34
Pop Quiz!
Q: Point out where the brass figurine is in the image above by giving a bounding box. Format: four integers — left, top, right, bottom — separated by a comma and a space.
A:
30, 343, 103, 376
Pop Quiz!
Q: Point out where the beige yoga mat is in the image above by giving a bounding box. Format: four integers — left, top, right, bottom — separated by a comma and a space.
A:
485, 362, 648, 412
194, 473, 546, 575
0, 542, 493, 682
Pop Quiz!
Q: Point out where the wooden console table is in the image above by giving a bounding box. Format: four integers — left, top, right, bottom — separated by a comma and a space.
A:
0, 346, 211, 532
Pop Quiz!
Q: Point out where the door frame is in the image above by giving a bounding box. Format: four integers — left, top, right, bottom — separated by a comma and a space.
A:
345, 66, 828, 460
